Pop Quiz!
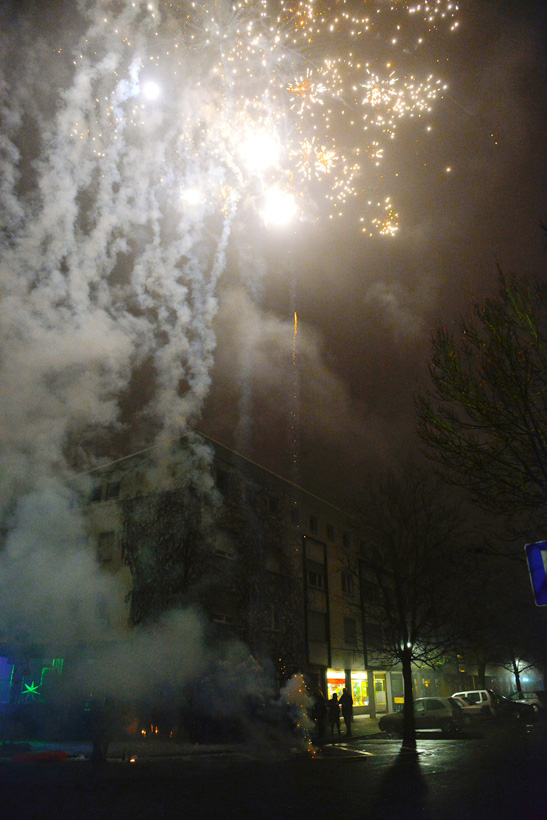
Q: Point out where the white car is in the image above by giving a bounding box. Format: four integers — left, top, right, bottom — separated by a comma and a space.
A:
452, 689, 500, 716
451, 696, 476, 725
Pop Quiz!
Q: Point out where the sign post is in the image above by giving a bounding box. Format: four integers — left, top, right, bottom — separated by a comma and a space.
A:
525, 541, 547, 606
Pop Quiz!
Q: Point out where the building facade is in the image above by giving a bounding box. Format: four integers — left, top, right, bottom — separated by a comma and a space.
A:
0, 433, 533, 712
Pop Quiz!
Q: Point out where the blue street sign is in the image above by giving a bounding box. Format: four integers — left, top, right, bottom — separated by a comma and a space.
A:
525, 541, 547, 606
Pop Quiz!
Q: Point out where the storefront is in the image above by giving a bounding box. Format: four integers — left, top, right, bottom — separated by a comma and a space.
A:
326, 669, 390, 713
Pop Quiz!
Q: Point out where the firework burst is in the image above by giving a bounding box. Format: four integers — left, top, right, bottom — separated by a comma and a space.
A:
24, 0, 458, 237
0, 0, 460, 485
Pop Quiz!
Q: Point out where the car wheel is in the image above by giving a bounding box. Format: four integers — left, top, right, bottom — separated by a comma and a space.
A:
441, 719, 456, 735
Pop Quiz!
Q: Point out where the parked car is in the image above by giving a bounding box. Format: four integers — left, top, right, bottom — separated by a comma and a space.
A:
509, 691, 545, 713
452, 689, 500, 717
451, 696, 476, 725
496, 694, 536, 721
378, 697, 466, 735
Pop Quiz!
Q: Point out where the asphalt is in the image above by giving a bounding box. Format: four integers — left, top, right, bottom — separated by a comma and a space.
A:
0, 714, 381, 762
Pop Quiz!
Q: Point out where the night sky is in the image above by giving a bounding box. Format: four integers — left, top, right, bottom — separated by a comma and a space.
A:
1, 0, 547, 513
200, 0, 547, 505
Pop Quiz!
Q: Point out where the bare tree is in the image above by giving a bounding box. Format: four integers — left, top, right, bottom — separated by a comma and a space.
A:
360, 463, 465, 747
121, 484, 219, 624
415, 272, 547, 519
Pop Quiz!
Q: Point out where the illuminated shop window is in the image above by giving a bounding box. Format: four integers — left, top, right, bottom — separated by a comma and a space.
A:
350, 672, 369, 707
327, 669, 346, 699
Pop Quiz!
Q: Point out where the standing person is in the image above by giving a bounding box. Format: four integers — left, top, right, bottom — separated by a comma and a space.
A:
340, 687, 354, 736
328, 692, 341, 736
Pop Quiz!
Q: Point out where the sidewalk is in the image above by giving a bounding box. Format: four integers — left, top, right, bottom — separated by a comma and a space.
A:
316, 714, 380, 745
0, 715, 381, 762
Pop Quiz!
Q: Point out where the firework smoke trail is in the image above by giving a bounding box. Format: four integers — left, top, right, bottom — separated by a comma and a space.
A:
0, 0, 458, 648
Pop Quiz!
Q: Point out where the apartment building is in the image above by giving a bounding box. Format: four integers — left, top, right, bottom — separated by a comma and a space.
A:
0, 433, 527, 714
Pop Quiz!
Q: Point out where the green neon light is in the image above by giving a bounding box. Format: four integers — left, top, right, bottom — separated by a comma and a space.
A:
21, 681, 41, 701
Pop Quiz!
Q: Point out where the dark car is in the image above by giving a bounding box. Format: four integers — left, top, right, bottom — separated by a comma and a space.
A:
378, 696, 466, 735
509, 691, 545, 713
496, 695, 536, 721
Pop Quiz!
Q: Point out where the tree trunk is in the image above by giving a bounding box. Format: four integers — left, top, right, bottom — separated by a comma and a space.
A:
512, 658, 523, 697
476, 657, 487, 689
402, 652, 416, 749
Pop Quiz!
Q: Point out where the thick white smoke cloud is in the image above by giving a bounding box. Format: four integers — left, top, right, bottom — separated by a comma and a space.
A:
0, 1, 243, 657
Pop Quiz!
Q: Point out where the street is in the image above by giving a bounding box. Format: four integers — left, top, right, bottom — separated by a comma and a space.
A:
2, 719, 547, 820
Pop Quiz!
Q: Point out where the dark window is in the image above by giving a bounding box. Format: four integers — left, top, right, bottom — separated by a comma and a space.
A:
365, 622, 383, 649
245, 486, 258, 506
307, 611, 327, 642
426, 699, 445, 711
269, 605, 281, 631
265, 546, 282, 574
96, 594, 110, 625
307, 560, 325, 589
342, 531, 351, 548
268, 496, 280, 514
341, 572, 353, 595
211, 613, 235, 625
343, 617, 357, 645
105, 482, 120, 500
216, 469, 230, 494
97, 531, 115, 563
90, 486, 103, 503
309, 515, 318, 534
214, 531, 236, 560
290, 506, 300, 526
363, 582, 381, 606
327, 523, 335, 541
